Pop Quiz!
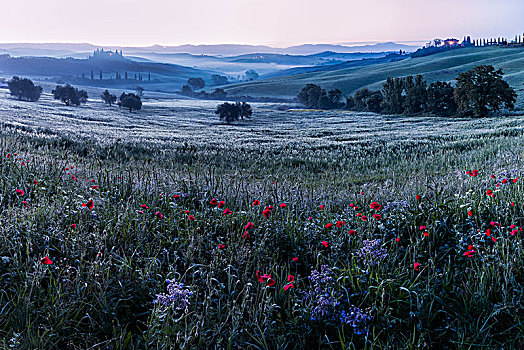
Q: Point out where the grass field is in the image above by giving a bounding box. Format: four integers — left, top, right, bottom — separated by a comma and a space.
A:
0, 94, 523, 348
222, 46, 524, 107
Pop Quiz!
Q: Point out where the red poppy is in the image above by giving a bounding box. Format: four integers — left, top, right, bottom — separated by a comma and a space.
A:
485, 228, 491, 236
321, 241, 328, 247
266, 278, 276, 287
468, 245, 474, 250
86, 200, 94, 210
490, 221, 501, 227
370, 202, 381, 210
492, 237, 497, 242
320, 205, 324, 210
513, 178, 518, 183
511, 229, 518, 236
511, 202, 515, 207
280, 203, 287, 208
325, 223, 332, 229
41, 256, 52, 265
292, 257, 299, 262
242, 231, 251, 239
511, 224, 516, 229
348, 229, 356, 235
349, 203, 354, 207
70, 224, 77, 229
23, 201, 28, 207
210, 198, 218, 206
218, 201, 225, 208
490, 174, 495, 179
188, 215, 195, 221
423, 231, 429, 237
15, 189, 24, 196
284, 283, 294, 291
184, 210, 190, 214
140, 204, 149, 209
307, 216, 312, 221
373, 213, 381, 221
218, 244, 225, 249
414, 262, 421, 271
263, 208, 271, 218
138, 210, 144, 214
173, 194, 180, 199
33, 180, 38, 185
502, 179, 508, 184
419, 225, 426, 231
92, 185, 99, 190
463, 250, 477, 257
486, 189, 493, 196
416, 194, 421, 200
155, 211, 164, 219
361, 215, 367, 221
245, 222, 255, 230
395, 237, 400, 242
253, 200, 260, 206
256, 271, 264, 283
223, 208, 232, 215
468, 210, 473, 217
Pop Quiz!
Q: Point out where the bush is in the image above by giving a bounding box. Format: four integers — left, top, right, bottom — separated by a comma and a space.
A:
101, 90, 117, 106
7, 76, 43, 102
119, 93, 142, 112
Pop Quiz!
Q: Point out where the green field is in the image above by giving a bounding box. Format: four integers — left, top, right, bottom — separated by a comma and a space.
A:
0, 94, 523, 348
223, 46, 524, 107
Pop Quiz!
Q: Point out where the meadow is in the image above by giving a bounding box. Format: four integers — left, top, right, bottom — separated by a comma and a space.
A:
0, 93, 523, 349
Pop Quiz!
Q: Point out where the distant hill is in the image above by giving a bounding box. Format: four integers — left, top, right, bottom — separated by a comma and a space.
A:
0, 53, 218, 90
220, 46, 524, 108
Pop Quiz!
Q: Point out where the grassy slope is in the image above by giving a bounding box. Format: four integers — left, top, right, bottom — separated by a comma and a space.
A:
222, 46, 524, 106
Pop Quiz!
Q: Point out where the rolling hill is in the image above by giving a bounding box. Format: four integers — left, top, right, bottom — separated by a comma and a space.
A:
220, 46, 524, 107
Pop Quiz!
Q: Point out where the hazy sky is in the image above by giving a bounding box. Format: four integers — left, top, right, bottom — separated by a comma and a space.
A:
2, 0, 523, 46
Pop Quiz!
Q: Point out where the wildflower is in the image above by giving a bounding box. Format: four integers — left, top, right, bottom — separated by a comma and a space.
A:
154, 280, 192, 311
33, 180, 38, 185
486, 189, 493, 196
16, 189, 24, 196
485, 228, 491, 236
373, 213, 381, 221
86, 200, 94, 210
218, 244, 225, 249
511, 229, 518, 235
356, 239, 387, 266
92, 185, 99, 190
242, 231, 251, 239
138, 210, 144, 214
349, 203, 354, 207
256, 271, 275, 286
307, 216, 312, 221
348, 229, 356, 235
419, 225, 426, 231
370, 202, 381, 210
336, 220, 345, 227
155, 211, 164, 219
492, 237, 497, 242
490, 174, 496, 179
320, 204, 324, 210
416, 194, 421, 200
361, 215, 367, 221
22, 201, 28, 207
463, 250, 477, 257
414, 262, 421, 271
188, 215, 195, 221
244, 222, 255, 231
209, 198, 218, 206
325, 223, 332, 229
280, 203, 287, 208
284, 283, 294, 291
292, 257, 299, 262
423, 231, 429, 237
70, 224, 77, 229
140, 204, 149, 209
173, 194, 180, 199
184, 210, 190, 214
340, 307, 372, 335
468, 210, 473, 216
511, 202, 515, 207
40, 256, 52, 265
490, 221, 501, 227
263, 208, 271, 218
252, 200, 260, 206
321, 241, 329, 247
513, 178, 518, 183
223, 208, 232, 215
218, 201, 225, 208
395, 237, 400, 242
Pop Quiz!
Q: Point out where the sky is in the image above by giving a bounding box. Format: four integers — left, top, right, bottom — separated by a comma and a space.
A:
2, 0, 523, 47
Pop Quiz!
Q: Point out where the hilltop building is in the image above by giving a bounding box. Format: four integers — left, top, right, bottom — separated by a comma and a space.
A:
89, 48, 125, 60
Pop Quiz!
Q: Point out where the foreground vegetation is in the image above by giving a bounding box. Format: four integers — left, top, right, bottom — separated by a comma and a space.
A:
0, 98, 523, 348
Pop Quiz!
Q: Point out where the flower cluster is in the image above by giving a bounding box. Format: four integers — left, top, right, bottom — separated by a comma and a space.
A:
154, 280, 193, 312
355, 239, 387, 267
340, 307, 372, 335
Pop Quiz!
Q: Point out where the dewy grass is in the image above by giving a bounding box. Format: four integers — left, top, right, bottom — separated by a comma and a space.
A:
0, 97, 522, 349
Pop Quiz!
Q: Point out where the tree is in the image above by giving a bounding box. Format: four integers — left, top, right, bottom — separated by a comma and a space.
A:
211, 74, 228, 85
101, 90, 117, 106
7, 76, 43, 102
181, 85, 194, 96
327, 89, 344, 108
349, 88, 383, 113
403, 75, 427, 114
52, 84, 88, 106
297, 84, 325, 109
381, 77, 405, 114
454, 65, 517, 117
187, 77, 205, 90
215, 102, 240, 124
209, 88, 227, 100
426, 81, 457, 116
245, 70, 259, 81
237, 102, 253, 120
119, 93, 142, 112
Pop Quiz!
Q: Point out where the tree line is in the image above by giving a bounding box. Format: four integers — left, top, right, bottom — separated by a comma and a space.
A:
6, 76, 142, 112
298, 65, 517, 118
